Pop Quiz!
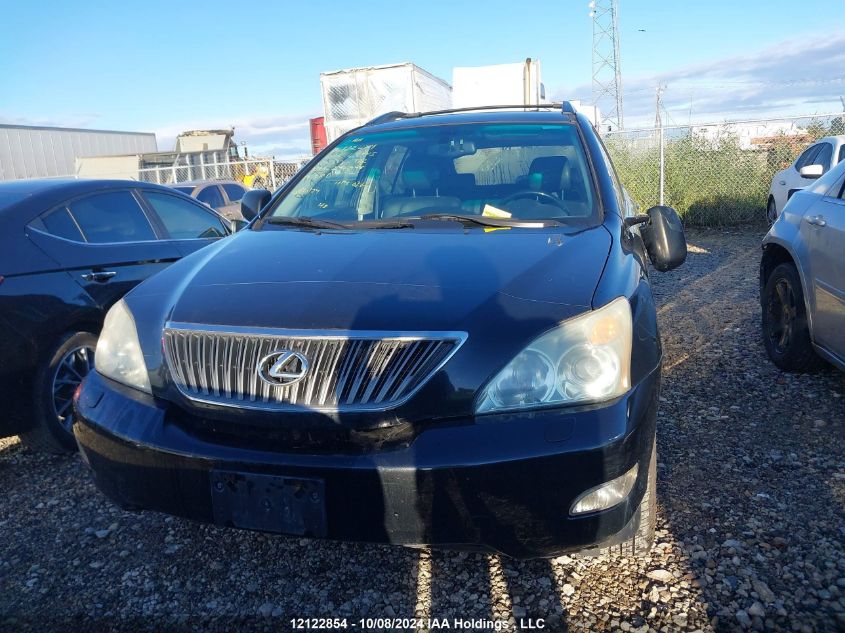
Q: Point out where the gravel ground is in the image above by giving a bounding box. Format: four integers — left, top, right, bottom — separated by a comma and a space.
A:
1, 227, 843, 632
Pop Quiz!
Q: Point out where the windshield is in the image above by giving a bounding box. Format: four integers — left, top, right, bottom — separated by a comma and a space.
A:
267, 122, 597, 225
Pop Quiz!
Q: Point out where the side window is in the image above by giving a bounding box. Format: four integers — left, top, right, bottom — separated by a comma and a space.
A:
196, 185, 226, 209
143, 191, 228, 239
594, 137, 626, 214
814, 143, 833, 173
40, 207, 85, 241
839, 144, 845, 165
222, 183, 245, 203
795, 145, 820, 171
67, 191, 156, 243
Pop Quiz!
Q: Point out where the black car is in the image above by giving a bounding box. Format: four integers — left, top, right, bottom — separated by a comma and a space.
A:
74, 104, 686, 559
0, 178, 233, 453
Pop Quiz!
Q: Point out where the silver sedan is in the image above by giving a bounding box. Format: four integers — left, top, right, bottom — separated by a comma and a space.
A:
760, 156, 845, 372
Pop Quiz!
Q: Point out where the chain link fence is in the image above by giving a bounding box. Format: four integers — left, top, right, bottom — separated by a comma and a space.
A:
604, 113, 845, 225
131, 158, 306, 191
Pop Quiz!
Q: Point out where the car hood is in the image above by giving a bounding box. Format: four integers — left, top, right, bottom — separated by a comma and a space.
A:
158, 226, 611, 329
128, 225, 612, 422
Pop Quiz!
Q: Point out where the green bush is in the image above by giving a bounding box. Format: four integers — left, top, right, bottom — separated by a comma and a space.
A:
606, 130, 814, 226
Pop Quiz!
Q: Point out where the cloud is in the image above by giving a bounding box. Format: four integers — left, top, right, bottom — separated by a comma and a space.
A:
0, 113, 104, 129
554, 33, 845, 128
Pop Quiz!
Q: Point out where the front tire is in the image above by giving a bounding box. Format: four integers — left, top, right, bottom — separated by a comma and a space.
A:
761, 263, 824, 372
580, 439, 656, 559
608, 438, 656, 557
20, 332, 97, 453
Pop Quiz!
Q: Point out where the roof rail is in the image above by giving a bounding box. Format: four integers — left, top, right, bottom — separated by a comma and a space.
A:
406, 104, 565, 118
363, 104, 575, 127
364, 111, 409, 127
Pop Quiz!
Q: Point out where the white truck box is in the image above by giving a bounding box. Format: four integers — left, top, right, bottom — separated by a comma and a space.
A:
320, 62, 452, 142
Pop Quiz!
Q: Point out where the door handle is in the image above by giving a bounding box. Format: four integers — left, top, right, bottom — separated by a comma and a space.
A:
805, 215, 827, 227
779, 180, 786, 185
81, 271, 117, 282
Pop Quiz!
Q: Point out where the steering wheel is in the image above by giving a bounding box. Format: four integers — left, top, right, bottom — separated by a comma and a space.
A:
500, 190, 572, 216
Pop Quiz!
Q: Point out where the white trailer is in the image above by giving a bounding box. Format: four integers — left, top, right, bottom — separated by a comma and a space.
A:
452, 59, 546, 109
320, 62, 452, 143
0, 124, 156, 181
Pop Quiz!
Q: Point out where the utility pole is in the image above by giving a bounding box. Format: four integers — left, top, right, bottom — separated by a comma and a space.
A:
654, 84, 664, 129
590, 0, 624, 132
655, 84, 665, 206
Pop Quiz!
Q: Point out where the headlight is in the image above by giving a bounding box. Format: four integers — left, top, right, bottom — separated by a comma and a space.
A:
476, 297, 632, 414
95, 300, 151, 393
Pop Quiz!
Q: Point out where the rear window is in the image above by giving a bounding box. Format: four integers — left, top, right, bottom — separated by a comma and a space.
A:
222, 183, 245, 202
197, 185, 225, 209
41, 207, 84, 241
67, 191, 156, 243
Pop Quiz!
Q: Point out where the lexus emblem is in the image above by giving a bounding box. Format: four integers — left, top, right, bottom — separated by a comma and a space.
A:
257, 350, 310, 386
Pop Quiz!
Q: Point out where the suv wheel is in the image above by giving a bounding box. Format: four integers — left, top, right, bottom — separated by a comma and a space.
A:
20, 331, 97, 453
761, 263, 824, 372
581, 439, 656, 559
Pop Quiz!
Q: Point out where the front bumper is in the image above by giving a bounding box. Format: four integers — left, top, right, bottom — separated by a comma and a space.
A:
74, 369, 659, 559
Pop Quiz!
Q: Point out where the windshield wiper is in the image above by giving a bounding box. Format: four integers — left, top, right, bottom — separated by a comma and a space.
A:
264, 216, 350, 230
419, 213, 558, 228
358, 219, 415, 229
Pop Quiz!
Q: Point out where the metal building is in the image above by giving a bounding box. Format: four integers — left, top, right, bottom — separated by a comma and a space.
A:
0, 124, 157, 181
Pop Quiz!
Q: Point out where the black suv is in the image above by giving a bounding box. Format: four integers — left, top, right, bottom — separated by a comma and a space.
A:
75, 104, 686, 559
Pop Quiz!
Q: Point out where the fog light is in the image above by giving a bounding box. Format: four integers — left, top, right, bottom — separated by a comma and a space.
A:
570, 463, 639, 515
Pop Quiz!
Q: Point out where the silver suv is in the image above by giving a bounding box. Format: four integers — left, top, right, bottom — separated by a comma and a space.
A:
761, 155, 845, 371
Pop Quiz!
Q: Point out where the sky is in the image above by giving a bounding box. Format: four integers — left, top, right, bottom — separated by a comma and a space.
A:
1, 0, 843, 159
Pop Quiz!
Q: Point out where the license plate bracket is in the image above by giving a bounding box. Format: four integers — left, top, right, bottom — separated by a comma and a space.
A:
210, 471, 327, 537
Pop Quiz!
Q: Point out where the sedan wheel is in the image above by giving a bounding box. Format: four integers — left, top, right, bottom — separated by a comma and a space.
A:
51, 345, 95, 432
20, 331, 99, 453
766, 278, 796, 353
761, 263, 824, 372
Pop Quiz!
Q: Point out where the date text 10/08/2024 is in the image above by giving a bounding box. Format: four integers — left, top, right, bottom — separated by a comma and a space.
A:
290, 617, 548, 630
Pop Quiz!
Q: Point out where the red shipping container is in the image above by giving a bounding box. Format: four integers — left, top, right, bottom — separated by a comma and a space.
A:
310, 117, 327, 156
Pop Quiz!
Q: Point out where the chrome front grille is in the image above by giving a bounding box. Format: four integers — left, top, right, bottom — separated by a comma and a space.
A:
162, 323, 466, 411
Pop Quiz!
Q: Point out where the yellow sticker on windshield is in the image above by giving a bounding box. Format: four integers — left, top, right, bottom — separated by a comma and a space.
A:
483, 227, 511, 233
482, 204, 512, 219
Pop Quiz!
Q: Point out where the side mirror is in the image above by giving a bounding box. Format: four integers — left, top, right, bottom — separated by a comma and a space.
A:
229, 219, 248, 232
240, 189, 271, 220
799, 164, 823, 179
640, 205, 687, 272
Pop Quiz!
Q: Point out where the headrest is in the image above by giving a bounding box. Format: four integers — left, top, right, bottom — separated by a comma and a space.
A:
402, 154, 442, 193
528, 156, 571, 192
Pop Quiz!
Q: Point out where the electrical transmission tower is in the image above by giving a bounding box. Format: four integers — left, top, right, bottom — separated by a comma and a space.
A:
590, 0, 624, 131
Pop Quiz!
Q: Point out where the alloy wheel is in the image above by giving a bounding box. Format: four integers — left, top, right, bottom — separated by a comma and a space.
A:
766, 278, 797, 354
51, 345, 95, 431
